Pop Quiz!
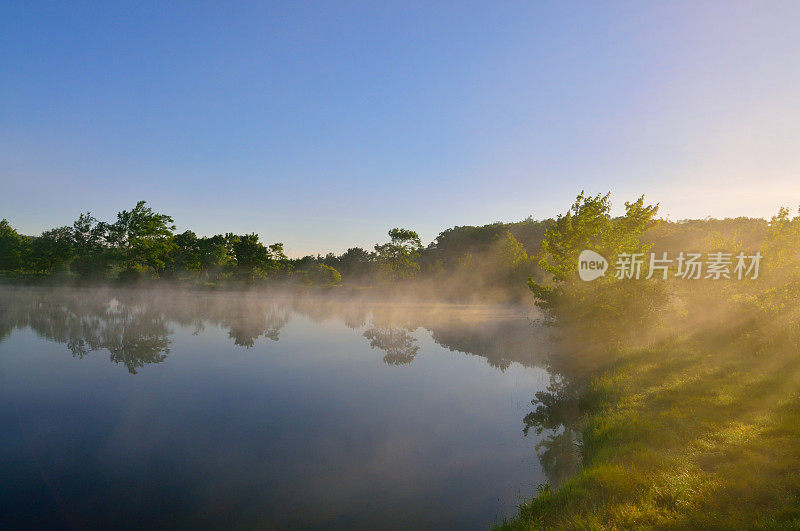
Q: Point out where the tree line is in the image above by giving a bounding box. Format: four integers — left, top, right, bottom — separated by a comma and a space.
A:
0, 195, 779, 302
0, 200, 548, 297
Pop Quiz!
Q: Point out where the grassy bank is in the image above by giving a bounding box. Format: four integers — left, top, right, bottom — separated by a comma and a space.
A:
497, 313, 800, 529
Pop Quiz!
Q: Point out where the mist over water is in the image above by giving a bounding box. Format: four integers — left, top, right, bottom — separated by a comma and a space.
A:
0, 287, 568, 529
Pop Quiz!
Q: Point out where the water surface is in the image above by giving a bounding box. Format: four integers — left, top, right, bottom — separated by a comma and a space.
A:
0, 288, 564, 529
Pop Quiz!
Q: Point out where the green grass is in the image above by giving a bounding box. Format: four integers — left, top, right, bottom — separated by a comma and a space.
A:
497, 318, 800, 529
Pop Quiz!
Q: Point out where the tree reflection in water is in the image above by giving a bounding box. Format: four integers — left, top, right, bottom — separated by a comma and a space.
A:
223, 302, 290, 348
522, 374, 583, 487
363, 326, 420, 365
1, 290, 170, 374
0, 289, 293, 371
1, 288, 579, 487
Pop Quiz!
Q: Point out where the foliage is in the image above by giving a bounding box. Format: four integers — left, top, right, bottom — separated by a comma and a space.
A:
424, 223, 508, 269
489, 230, 535, 285
198, 234, 232, 273
108, 200, 176, 276
499, 201, 800, 529
303, 263, 342, 286
171, 230, 202, 272
70, 212, 113, 279
755, 206, 800, 314
0, 193, 787, 304
30, 226, 74, 273
0, 219, 30, 271
329, 247, 374, 280
375, 228, 423, 281
528, 192, 663, 333
230, 233, 291, 282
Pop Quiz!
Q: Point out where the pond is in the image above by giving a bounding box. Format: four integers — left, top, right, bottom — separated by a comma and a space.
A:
0, 287, 573, 529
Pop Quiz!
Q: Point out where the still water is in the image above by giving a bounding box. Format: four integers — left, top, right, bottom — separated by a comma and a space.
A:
0, 287, 568, 529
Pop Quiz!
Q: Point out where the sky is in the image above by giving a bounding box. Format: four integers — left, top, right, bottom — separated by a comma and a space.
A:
1, 1, 799, 256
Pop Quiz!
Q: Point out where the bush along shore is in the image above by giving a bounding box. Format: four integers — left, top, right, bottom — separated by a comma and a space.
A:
498, 194, 800, 528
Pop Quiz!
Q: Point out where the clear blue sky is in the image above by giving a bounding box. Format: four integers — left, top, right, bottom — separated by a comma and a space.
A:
2, 1, 799, 256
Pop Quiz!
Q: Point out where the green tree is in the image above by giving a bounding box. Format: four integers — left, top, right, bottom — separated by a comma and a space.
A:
0, 219, 29, 271
230, 234, 290, 281
72, 213, 107, 254
755, 206, 800, 313
487, 230, 534, 289
375, 228, 423, 281
30, 226, 74, 273
762, 206, 800, 275
171, 230, 202, 273
304, 263, 342, 286
70, 212, 112, 279
197, 234, 232, 277
231, 233, 269, 280
267, 242, 292, 278
108, 201, 176, 276
336, 247, 374, 280
529, 192, 662, 330
423, 223, 507, 269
